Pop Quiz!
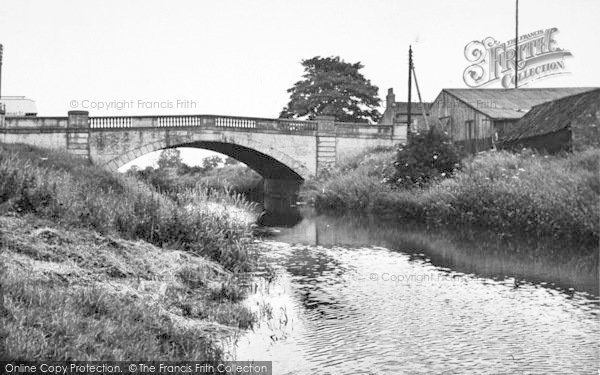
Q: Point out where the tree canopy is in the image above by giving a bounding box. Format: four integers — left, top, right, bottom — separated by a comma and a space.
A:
157, 149, 184, 170
280, 56, 382, 123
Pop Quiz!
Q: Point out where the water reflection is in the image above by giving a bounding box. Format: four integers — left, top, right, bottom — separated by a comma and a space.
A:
272, 210, 599, 297
257, 208, 303, 228
235, 209, 599, 374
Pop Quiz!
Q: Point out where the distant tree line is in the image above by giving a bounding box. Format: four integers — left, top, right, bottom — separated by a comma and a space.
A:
128, 149, 262, 200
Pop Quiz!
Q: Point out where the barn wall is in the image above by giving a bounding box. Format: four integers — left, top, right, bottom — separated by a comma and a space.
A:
429, 91, 495, 152
500, 128, 572, 154
572, 108, 600, 151
494, 120, 519, 141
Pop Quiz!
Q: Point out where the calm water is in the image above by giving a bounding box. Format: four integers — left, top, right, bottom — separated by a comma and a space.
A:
235, 210, 599, 374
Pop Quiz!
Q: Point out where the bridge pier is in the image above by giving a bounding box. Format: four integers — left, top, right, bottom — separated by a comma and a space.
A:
261, 178, 302, 225
67, 111, 90, 159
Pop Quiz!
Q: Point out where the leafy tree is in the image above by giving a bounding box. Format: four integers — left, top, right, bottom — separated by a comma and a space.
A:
393, 127, 462, 188
157, 149, 184, 170
202, 156, 222, 172
280, 56, 382, 123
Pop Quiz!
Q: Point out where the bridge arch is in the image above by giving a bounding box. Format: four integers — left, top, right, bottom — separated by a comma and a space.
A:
102, 134, 311, 180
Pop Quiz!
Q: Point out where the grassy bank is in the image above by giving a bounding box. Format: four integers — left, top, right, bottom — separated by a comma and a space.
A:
0, 144, 261, 361
192, 165, 263, 202
303, 148, 600, 244
133, 163, 264, 203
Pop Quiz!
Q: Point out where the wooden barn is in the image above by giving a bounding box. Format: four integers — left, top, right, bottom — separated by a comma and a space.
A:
428, 88, 597, 153
501, 88, 600, 153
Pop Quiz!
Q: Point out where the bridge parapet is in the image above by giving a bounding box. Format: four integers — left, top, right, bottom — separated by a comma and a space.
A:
3, 112, 401, 140
89, 114, 318, 133
3, 116, 68, 130
334, 122, 393, 137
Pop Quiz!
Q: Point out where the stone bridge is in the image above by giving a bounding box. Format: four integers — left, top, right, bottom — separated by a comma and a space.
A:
0, 111, 406, 215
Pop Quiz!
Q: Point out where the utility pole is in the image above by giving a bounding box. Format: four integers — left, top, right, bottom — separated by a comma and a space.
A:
515, 0, 519, 88
411, 63, 429, 129
407, 45, 413, 134
0, 44, 3, 105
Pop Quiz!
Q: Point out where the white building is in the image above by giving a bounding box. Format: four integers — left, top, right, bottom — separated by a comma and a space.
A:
0, 96, 37, 116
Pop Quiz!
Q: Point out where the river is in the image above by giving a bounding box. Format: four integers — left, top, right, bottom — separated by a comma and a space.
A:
234, 209, 599, 374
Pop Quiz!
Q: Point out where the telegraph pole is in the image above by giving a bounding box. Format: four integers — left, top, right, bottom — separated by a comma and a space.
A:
515, 0, 519, 88
0, 44, 3, 103
407, 45, 413, 134
411, 63, 429, 129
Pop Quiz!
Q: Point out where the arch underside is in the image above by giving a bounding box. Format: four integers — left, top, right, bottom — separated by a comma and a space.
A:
176, 141, 304, 180
105, 136, 309, 180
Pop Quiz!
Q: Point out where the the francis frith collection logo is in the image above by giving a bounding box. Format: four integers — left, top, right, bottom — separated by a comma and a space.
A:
463, 27, 572, 88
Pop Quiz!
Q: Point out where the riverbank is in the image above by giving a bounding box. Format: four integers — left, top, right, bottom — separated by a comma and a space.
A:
302, 147, 600, 245
0, 144, 262, 360
131, 161, 264, 203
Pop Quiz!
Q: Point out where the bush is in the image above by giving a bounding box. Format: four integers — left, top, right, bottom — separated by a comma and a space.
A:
393, 127, 462, 188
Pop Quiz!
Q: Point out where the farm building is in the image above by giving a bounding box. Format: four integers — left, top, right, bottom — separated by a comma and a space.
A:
428, 88, 598, 153
501, 88, 600, 153
379, 88, 431, 132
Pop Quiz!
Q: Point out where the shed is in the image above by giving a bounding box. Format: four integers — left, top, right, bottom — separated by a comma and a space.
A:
501, 89, 600, 153
428, 88, 597, 153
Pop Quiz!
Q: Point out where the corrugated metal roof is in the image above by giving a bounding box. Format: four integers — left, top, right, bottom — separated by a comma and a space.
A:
0, 96, 38, 116
444, 88, 598, 119
502, 89, 600, 141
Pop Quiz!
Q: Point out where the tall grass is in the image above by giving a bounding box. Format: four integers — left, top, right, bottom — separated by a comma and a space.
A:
3, 278, 222, 361
133, 164, 264, 202
0, 144, 258, 271
306, 148, 600, 244
302, 148, 396, 211
0, 144, 263, 361
0, 213, 258, 361
199, 165, 263, 201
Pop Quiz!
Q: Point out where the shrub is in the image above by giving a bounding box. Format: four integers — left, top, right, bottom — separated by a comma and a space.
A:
392, 127, 462, 188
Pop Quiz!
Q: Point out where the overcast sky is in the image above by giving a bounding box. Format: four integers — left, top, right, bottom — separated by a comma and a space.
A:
1, 0, 598, 167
